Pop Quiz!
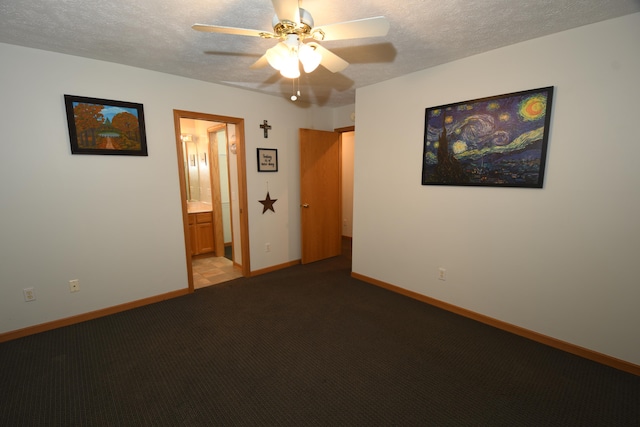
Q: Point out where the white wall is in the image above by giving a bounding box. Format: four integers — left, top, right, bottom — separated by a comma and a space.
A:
341, 131, 355, 237
0, 42, 333, 334
333, 104, 356, 129
353, 13, 640, 366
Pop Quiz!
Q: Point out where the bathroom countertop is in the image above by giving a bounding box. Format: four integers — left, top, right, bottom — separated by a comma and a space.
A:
187, 201, 212, 214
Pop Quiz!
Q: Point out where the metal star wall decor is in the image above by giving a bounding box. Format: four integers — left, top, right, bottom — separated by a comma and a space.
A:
259, 192, 277, 214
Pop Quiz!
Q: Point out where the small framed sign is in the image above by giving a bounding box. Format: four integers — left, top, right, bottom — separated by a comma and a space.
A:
257, 148, 278, 172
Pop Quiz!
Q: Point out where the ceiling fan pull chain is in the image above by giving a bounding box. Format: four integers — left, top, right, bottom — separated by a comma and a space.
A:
291, 77, 299, 101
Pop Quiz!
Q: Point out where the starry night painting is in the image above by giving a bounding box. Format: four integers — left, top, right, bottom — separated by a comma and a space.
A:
422, 87, 553, 188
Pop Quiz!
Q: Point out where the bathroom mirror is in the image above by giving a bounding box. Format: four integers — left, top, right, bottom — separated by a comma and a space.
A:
181, 134, 211, 203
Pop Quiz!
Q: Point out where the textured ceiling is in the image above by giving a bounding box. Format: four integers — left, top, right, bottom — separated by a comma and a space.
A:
1, 0, 639, 107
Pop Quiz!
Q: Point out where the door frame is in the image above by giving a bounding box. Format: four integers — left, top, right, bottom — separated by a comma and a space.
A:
173, 110, 251, 291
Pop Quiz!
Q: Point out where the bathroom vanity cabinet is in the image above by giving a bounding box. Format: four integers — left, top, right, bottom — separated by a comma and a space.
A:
188, 212, 214, 255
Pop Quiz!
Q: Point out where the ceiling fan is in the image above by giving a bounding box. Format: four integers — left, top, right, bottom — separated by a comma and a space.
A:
192, 0, 390, 79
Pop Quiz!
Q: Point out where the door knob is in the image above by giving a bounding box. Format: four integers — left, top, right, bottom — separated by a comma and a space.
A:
301, 203, 309, 208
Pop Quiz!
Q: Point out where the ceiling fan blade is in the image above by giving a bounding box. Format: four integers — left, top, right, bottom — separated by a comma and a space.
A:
271, 0, 300, 24
313, 16, 390, 41
309, 42, 349, 73
192, 24, 274, 38
249, 53, 270, 69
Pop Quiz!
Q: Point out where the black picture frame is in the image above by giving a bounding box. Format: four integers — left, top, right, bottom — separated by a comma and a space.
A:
64, 94, 148, 156
422, 86, 553, 188
257, 148, 278, 172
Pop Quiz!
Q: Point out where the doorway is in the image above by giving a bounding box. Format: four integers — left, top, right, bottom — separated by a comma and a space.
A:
340, 128, 355, 263
173, 110, 251, 291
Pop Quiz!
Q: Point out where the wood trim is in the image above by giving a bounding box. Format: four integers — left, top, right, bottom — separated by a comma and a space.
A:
234, 120, 251, 277
173, 111, 196, 292
335, 125, 355, 133
250, 260, 301, 277
351, 272, 640, 376
207, 123, 226, 132
0, 289, 189, 343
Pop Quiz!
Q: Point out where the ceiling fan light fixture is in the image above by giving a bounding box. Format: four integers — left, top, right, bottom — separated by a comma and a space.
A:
280, 57, 300, 78
265, 42, 288, 70
299, 43, 322, 73
193, 5, 391, 85
277, 37, 301, 78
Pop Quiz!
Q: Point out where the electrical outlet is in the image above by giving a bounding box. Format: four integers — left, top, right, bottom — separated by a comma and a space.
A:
438, 268, 447, 281
265, 243, 271, 252
69, 279, 80, 293
23, 287, 36, 302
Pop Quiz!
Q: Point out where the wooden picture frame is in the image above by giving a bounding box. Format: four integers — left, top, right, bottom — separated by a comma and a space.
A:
422, 86, 553, 188
64, 94, 148, 156
257, 148, 278, 172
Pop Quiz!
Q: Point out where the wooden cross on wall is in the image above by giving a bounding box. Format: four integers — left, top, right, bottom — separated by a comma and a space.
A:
260, 120, 272, 138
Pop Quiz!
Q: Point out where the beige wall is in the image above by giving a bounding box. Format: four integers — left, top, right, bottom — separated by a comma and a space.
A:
0, 42, 333, 334
341, 131, 354, 237
353, 13, 640, 366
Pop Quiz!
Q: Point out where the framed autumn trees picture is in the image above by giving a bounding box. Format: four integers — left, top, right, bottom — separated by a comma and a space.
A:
422, 87, 553, 188
64, 95, 148, 156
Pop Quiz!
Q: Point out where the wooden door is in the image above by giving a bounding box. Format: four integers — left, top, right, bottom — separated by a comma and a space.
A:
188, 217, 197, 256
208, 127, 226, 257
299, 128, 342, 264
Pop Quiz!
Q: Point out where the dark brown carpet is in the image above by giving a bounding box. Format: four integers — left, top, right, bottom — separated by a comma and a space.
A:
1, 242, 638, 426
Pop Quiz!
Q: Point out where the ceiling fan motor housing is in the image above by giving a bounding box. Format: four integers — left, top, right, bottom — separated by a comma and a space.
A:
272, 8, 314, 39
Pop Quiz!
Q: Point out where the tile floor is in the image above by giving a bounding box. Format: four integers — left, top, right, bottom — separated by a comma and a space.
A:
192, 254, 243, 289
192, 238, 352, 290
